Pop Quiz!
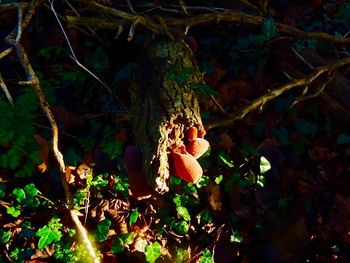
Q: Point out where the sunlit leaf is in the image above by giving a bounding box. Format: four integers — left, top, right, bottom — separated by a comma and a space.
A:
230, 230, 243, 243
214, 175, 223, 184
199, 249, 212, 263
145, 242, 161, 263
7, 205, 21, 217
129, 209, 139, 226
96, 219, 111, 242
12, 188, 26, 203
218, 152, 234, 168
260, 156, 271, 174
175, 221, 189, 234
0, 229, 11, 243
36, 217, 63, 249
177, 206, 191, 221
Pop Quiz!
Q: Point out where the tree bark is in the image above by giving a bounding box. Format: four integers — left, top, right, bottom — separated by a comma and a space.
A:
132, 38, 205, 193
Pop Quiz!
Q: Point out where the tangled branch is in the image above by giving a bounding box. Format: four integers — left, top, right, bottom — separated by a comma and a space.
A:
205, 57, 350, 130
1, 1, 100, 262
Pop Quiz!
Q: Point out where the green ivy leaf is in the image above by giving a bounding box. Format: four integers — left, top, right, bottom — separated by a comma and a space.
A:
0, 183, 6, 198
337, 133, 350, 145
24, 183, 39, 197
0, 229, 11, 243
145, 241, 161, 263
129, 209, 139, 226
91, 174, 109, 189
294, 118, 318, 136
218, 152, 234, 168
196, 175, 209, 188
260, 156, 271, 174
170, 176, 182, 185
7, 205, 21, 217
262, 17, 277, 39
273, 126, 290, 145
175, 221, 189, 234
230, 230, 243, 243
176, 206, 191, 221
85, 47, 109, 70
96, 219, 111, 242
199, 249, 212, 263
36, 217, 63, 249
111, 238, 124, 254
13, 188, 26, 203
214, 175, 223, 184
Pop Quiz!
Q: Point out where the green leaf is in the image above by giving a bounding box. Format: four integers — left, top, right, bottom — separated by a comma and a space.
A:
196, 175, 209, 188
101, 139, 123, 160
113, 63, 134, 83
176, 206, 191, 221
91, 174, 108, 189
260, 156, 271, 174
145, 242, 161, 263
257, 175, 265, 187
273, 126, 289, 144
20, 221, 35, 239
111, 238, 124, 254
175, 221, 189, 234
0, 229, 11, 243
173, 194, 182, 207
96, 219, 111, 242
218, 152, 234, 168
24, 183, 39, 197
121, 232, 135, 245
36, 217, 63, 249
214, 175, 223, 184
7, 205, 21, 217
199, 249, 212, 263
337, 133, 350, 145
294, 118, 318, 136
129, 209, 139, 226
0, 183, 6, 198
85, 47, 109, 70
170, 176, 182, 185
262, 17, 277, 39
10, 247, 19, 261
13, 188, 26, 203
230, 230, 243, 243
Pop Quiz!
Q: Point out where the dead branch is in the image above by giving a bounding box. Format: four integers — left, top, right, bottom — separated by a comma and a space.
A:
3, 2, 100, 262
205, 57, 350, 130
73, 1, 350, 46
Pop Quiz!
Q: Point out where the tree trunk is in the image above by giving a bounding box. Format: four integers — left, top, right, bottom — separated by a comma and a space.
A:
132, 38, 205, 193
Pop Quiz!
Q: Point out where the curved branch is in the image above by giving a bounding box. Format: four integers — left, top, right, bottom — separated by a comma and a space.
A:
205, 57, 350, 130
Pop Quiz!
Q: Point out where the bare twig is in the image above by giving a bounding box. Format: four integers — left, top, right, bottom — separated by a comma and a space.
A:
205, 57, 350, 130
0, 72, 14, 106
4, 2, 100, 262
48, 0, 129, 113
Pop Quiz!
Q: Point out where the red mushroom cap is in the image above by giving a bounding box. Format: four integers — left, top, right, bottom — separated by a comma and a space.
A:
172, 146, 203, 183
198, 128, 206, 138
187, 126, 198, 141
187, 138, 209, 159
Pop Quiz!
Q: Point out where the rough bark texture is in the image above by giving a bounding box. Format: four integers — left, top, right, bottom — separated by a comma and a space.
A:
132, 38, 205, 193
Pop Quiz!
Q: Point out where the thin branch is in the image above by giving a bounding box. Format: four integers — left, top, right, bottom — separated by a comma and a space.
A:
0, 72, 14, 106
205, 57, 350, 130
166, 12, 350, 45
4, 2, 100, 262
48, 0, 130, 113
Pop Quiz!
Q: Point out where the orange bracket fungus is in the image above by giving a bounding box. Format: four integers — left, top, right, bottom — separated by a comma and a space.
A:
172, 145, 203, 183
124, 146, 152, 200
186, 127, 210, 159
